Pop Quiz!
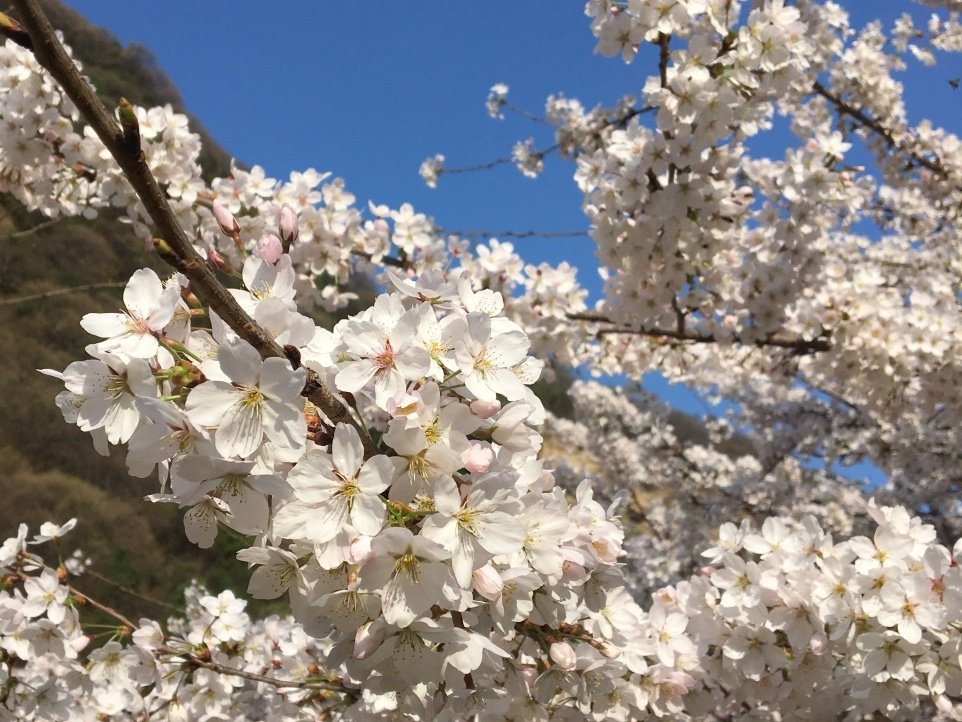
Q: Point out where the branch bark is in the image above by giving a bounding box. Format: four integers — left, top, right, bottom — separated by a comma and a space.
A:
567, 312, 831, 354
11, 0, 363, 440
813, 81, 948, 178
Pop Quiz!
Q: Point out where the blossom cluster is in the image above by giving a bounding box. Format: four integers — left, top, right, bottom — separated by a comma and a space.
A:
416, 0, 962, 540
38, 231, 681, 716
3, 0, 962, 718
9, 503, 962, 720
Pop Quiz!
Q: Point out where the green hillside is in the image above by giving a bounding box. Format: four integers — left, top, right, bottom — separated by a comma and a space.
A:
0, 0, 254, 615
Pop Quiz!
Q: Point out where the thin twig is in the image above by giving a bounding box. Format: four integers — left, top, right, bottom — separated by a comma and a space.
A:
84, 568, 184, 614
813, 81, 947, 178
68, 584, 138, 630
0, 280, 124, 306
11, 0, 367, 447
442, 142, 559, 175
0, 216, 62, 241
440, 229, 588, 239
160, 647, 355, 695
567, 311, 831, 353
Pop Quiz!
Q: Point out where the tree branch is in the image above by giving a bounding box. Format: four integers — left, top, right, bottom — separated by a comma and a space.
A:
813, 81, 948, 178
11, 0, 363, 439
0, 216, 62, 241
0, 280, 125, 306
567, 312, 831, 353
163, 646, 356, 695
440, 229, 588, 239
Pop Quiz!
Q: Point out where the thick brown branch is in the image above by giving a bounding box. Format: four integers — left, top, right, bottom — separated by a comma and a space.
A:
11, 0, 362, 437
567, 312, 831, 353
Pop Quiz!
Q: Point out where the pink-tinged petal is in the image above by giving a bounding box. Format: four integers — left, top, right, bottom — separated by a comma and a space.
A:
333, 424, 364, 476
123, 268, 163, 318
306, 497, 349, 544
336, 359, 377, 393
350, 494, 386, 536
186, 382, 239, 427
219, 338, 262, 386
80, 313, 127, 339
357, 455, 397, 493
215, 402, 263, 458
260, 358, 306, 401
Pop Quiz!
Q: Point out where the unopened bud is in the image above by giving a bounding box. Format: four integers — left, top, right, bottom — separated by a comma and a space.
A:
212, 202, 240, 237
472, 563, 503, 601
256, 233, 283, 264
470, 399, 501, 419
278, 203, 299, 251
549, 641, 577, 671
343, 536, 373, 565
462, 442, 493, 474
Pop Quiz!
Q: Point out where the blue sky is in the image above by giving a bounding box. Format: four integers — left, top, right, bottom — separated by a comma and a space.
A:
61, 2, 962, 486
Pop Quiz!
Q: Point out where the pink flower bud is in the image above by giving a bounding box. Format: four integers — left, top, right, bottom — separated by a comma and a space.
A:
278, 203, 299, 250
353, 621, 384, 660
256, 233, 284, 264
207, 248, 228, 274
470, 399, 501, 419
810, 632, 828, 655
343, 536, 373, 565
472, 563, 503, 601
70, 634, 91, 653
549, 641, 577, 670
212, 201, 239, 236
462, 442, 493, 474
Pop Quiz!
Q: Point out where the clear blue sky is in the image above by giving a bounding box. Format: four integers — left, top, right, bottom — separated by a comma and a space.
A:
61, 2, 962, 486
